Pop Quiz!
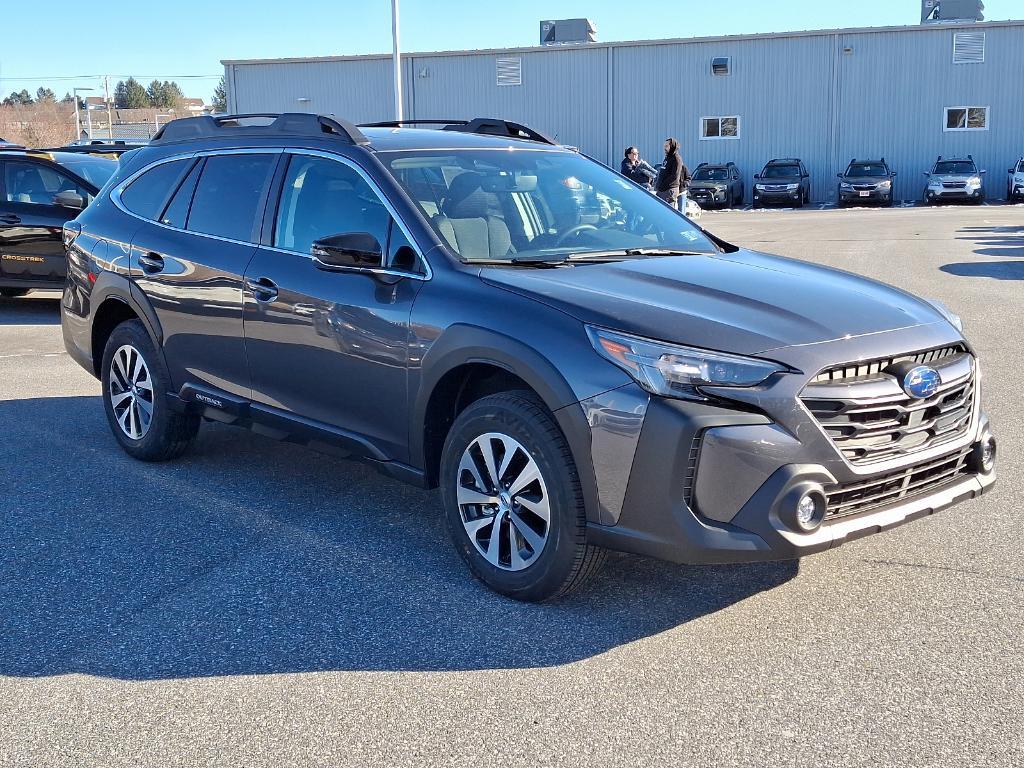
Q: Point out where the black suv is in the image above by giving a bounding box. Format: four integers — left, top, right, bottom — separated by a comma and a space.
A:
0, 148, 116, 296
688, 162, 744, 209
62, 114, 995, 601
836, 158, 897, 207
752, 158, 811, 208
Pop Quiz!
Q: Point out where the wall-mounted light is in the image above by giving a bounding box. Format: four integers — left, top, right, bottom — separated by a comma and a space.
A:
296, 97, 311, 103
842, 46, 854, 54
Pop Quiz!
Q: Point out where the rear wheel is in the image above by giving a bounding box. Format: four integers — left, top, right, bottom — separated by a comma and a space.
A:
440, 391, 606, 602
101, 319, 200, 461
0, 288, 30, 298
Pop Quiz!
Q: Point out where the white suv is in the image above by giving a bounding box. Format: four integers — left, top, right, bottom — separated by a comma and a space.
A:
1007, 158, 1024, 202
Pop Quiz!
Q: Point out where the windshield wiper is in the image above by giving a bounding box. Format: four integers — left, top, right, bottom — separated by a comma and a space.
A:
565, 248, 708, 259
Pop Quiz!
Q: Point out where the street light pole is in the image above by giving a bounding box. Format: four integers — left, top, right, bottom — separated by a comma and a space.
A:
391, 0, 403, 121
72, 87, 94, 142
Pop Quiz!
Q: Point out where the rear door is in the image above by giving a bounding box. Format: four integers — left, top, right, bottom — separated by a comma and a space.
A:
125, 150, 280, 399
0, 158, 93, 287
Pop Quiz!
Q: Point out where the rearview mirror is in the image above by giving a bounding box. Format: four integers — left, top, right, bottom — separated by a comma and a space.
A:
54, 190, 85, 210
311, 232, 383, 271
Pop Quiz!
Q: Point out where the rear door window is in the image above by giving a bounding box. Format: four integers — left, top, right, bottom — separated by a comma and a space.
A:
120, 158, 191, 219
186, 153, 276, 242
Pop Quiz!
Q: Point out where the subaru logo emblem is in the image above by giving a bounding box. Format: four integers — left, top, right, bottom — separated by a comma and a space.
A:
902, 365, 941, 399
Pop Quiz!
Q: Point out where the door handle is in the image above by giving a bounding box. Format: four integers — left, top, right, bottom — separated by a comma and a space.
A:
138, 252, 165, 274
0, 213, 21, 224
245, 276, 279, 302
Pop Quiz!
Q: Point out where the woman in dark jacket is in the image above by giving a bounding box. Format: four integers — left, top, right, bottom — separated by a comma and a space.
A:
655, 137, 690, 207
620, 146, 657, 189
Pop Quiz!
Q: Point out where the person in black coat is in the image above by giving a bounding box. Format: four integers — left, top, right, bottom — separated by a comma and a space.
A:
655, 137, 691, 208
620, 146, 657, 189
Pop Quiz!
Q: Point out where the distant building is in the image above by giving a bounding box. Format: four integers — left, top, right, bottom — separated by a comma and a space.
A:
223, 19, 1024, 202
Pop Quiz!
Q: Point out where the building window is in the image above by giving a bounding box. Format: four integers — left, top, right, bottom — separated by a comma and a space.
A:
944, 106, 988, 131
496, 57, 522, 86
711, 57, 731, 76
952, 32, 985, 64
700, 116, 740, 140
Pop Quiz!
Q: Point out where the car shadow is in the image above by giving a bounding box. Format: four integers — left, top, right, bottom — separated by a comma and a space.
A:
940, 262, 1024, 280
0, 395, 798, 681
0, 293, 62, 325
955, 224, 1024, 259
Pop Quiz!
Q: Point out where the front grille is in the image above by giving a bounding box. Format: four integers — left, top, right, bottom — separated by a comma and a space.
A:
812, 344, 966, 384
943, 181, 968, 189
852, 184, 878, 191
803, 348, 976, 465
824, 447, 973, 520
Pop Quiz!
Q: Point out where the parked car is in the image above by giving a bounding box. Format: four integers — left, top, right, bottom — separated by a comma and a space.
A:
923, 156, 986, 205
62, 113, 996, 601
688, 162, 744, 209
837, 158, 897, 207
43, 141, 146, 158
0, 148, 116, 297
1007, 158, 1024, 202
752, 158, 811, 208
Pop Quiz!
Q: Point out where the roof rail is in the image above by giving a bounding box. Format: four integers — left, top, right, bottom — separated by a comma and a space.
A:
151, 113, 369, 146
359, 119, 469, 128
442, 118, 557, 145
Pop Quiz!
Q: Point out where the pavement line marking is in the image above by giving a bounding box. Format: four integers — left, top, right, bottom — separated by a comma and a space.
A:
0, 351, 66, 360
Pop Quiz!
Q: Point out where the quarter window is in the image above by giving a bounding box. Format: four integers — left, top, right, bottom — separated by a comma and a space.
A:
186, 154, 276, 242
701, 116, 740, 140
274, 155, 391, 257
3, 161, 90, 206
944, 106, 988, 131
120, 159, 191, 219
159, 159, 202, 228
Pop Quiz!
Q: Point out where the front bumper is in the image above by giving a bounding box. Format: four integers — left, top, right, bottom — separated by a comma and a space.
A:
690, 188, 728, 207
839, 188, 891, 204
585, 383, 995, 566
926, 186, 983, 202
753, 188, 802, 205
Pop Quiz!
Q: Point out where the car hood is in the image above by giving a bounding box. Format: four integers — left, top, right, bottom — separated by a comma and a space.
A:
480, 250, 946, 356
757, 177, 801, 185
928, 174, 977, 182
690, 180, 728, 189
843, 175, 890, 184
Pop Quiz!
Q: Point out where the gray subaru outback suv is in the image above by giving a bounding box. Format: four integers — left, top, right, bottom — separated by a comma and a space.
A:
62, 114, 996, 601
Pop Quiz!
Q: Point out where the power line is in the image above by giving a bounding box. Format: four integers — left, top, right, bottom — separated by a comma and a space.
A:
0, 74, 221, 82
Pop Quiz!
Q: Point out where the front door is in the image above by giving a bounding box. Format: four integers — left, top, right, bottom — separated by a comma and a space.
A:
243, 152, 425, 462
0, 159, 90, 287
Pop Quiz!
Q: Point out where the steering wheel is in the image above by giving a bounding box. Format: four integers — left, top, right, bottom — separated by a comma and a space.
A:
555, 224, 599, 247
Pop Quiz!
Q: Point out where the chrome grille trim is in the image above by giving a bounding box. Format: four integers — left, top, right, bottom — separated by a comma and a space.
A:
811, 344, 967, 384
803, 349, 976, 466
824, 447, 972, 520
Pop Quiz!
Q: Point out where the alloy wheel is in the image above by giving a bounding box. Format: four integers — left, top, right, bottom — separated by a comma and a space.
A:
455, 432, 551, 571
108, 344, 154, 440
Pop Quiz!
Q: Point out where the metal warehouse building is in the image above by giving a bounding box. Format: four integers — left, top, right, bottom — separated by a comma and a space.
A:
223, 19, 1024, 203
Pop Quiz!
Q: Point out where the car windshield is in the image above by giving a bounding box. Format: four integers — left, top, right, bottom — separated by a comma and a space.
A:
1016, 161, 1024, 173
693, 167, 728, 181
762, 164, 799, 178
934, 161, 976, 175
846, 163, 887, 177
383, 149, 717, 262
57, 156, 117, 187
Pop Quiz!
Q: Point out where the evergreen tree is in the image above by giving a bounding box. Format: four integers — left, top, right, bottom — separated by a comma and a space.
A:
113, 80, 129, 109
146, 80, 166, 107
122, 78, 149, 109
211, 76, 227, 113
35, 87, 57, 104
3, 89, 34, 106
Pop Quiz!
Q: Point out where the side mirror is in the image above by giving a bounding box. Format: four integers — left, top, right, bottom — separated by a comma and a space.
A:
1010, 168, 1016, 174
54, 190, 85, 210
753, 173, 761, 180
311, 232, 383, 271
892, 171, 898, 177
923, 171, 929, 176
836, 173, 844, 178
980, 170, 987, 174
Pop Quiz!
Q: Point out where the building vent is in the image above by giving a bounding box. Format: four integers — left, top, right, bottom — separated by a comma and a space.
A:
496, 57, 522, 86
953, 32, 986, 64
711, 56, 731, 76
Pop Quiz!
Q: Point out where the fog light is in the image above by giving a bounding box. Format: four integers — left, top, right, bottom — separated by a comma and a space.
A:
797, 495, 817, 527
969, 435, 996, 475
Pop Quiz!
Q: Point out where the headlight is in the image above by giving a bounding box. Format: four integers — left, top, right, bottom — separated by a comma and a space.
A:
1015, 174, 1024, 184
785, 184, 800, 191
754, 184, 765, 191
878, 180, 892, 190
587, 326, 789, 400
926, 299, 964, 333
966, 176, 982, 187
840, 182, 853, 190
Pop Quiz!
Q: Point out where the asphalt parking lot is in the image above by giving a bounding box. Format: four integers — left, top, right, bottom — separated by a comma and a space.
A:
1, 204, 1021, 767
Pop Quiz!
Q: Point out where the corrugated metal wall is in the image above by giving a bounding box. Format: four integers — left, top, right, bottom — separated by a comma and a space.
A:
225, 22, 1024, 203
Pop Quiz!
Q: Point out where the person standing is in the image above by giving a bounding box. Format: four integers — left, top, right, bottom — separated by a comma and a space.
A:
655, 138, 691, 209
620, 146, 657, 190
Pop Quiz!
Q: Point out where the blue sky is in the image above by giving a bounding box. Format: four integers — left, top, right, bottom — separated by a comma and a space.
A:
1, 0, 1015, 103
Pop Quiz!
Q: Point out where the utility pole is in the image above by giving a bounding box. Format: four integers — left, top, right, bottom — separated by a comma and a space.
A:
72, 87, 94, 142
391, 0, 403, 121
104, 76, 114, 140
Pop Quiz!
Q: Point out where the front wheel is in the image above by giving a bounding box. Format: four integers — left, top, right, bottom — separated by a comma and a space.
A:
101, 319, 200, 461
439, 391, 606, 602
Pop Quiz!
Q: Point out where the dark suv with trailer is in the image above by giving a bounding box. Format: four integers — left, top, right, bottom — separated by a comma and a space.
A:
923, 156, 986, 204
0, 148, 116, 297
62, 113, 997, 602
837, 158, 897, 207
752, 158, 811, 208
688, 162, 744, 209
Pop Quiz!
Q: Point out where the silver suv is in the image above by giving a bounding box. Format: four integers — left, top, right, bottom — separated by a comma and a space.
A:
1007, 158, 1024, 202
923, 156, 986, 204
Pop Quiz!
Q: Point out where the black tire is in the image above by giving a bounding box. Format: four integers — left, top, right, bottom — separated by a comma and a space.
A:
439, 391, 606, 602
0, 288, 30, 298
100, 319, 200, 461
